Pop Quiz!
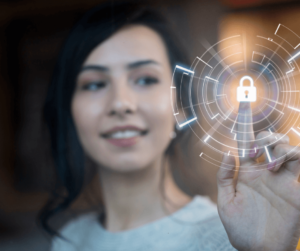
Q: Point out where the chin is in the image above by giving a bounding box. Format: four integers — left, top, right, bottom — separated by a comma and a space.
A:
101, 162, 150, 173
107, 165, 146, 173
95, 154, 155, 173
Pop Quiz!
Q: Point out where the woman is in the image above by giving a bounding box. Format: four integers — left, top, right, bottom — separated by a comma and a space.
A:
40, 2, 300, 250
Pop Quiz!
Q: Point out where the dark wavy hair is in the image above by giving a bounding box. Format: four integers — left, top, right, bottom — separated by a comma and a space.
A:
38, 1, 193, 237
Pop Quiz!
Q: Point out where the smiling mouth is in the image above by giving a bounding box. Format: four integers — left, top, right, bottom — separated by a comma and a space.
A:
102, 129, 148, 139
101, 127, 148, 147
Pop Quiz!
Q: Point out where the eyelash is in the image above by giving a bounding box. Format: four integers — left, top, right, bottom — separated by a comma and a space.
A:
81, 76, 159, 91
81, 81, 106, 91
135, 76, 159, 86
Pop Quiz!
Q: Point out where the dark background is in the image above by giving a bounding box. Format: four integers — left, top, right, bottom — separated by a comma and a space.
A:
0, 0, 299, 250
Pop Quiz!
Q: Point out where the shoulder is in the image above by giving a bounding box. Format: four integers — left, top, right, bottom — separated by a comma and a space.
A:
50, 213, 99, 251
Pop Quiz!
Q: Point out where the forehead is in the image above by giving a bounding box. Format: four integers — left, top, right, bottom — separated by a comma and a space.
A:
83, 25, 169, 66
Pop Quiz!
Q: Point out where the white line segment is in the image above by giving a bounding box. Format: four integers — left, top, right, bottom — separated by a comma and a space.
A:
288, 51, 300, 62
204, 135, 210, 143
205, 76, 219, 82
291, 127, 300, 137
264, 146, 272, 163
178, 117, 197, 128
288, 106, 300, 112
275, 24, 281, 35
196, 57, 213, 68
211, 113, 219, 119
175, 65, 194, 74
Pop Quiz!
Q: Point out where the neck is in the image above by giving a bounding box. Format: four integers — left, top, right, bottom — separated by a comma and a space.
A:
98, 155, 191, 232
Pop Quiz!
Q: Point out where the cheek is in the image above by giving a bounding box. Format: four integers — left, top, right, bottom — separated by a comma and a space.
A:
141, 91, 174, 142
71, 95, 104, 139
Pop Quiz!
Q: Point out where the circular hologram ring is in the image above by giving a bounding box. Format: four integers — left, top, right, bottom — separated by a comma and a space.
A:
171, 26, 300, 171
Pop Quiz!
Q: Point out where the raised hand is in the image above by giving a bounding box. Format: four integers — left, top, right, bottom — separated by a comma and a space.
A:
217, 102, 300, 251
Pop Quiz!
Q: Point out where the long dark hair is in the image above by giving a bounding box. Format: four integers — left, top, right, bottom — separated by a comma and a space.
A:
39, 1, 193, 237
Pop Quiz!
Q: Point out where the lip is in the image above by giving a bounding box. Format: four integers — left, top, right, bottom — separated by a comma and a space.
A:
101, 125, 148, 147
106, 137, 139, 147
101, 125, 145, 136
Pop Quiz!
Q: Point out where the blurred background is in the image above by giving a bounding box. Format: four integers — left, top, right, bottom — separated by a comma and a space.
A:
0, 0, 299, 250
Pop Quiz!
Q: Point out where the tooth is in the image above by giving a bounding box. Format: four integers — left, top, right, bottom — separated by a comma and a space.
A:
110, 130, 140, 139
113, 131, 123, 139
127, 131, 139, 138
125, 131, 133, 138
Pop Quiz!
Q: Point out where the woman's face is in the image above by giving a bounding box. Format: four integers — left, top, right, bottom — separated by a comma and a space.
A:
72, 25, 175, 172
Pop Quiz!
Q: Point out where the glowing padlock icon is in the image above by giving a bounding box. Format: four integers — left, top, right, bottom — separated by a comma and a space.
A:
237, 76, 256, 102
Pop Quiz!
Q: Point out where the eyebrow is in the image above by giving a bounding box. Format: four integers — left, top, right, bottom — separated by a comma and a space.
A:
127, 60, 159, 69
80, 60, 159, 73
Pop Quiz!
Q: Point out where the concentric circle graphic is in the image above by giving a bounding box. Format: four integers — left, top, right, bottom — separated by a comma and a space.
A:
171, 24, 300, 172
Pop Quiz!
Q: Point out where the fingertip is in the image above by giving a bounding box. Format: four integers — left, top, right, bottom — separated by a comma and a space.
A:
221, 153, 236, 167
249, 143, 258, 158
267, 157, 277, 171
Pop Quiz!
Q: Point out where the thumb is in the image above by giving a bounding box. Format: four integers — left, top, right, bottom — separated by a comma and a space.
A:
217, 153, 237, 202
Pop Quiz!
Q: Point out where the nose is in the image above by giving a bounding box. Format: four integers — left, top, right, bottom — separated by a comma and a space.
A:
107, 79, 137, 117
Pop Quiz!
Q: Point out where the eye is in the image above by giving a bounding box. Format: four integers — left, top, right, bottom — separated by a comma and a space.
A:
81, 81, 107, 91
135, 76, 159, 86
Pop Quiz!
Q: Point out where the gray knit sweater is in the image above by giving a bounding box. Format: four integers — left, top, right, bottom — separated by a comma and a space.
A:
51, 196, 236, 251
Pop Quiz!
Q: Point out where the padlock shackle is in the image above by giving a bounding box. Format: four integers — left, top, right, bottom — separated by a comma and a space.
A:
239, 76, 254, 87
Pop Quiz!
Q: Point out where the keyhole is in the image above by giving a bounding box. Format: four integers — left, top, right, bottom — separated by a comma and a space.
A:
245, 90, 249, 98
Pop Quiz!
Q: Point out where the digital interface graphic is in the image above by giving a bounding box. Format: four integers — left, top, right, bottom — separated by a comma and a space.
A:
171, 24, 300, 171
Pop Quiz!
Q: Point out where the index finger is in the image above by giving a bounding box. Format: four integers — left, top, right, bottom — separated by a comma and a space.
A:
236, 101, 255, 165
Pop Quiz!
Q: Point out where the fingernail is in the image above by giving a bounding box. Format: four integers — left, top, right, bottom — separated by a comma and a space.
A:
267, 157, 276, 171
249, 144, 258, 158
